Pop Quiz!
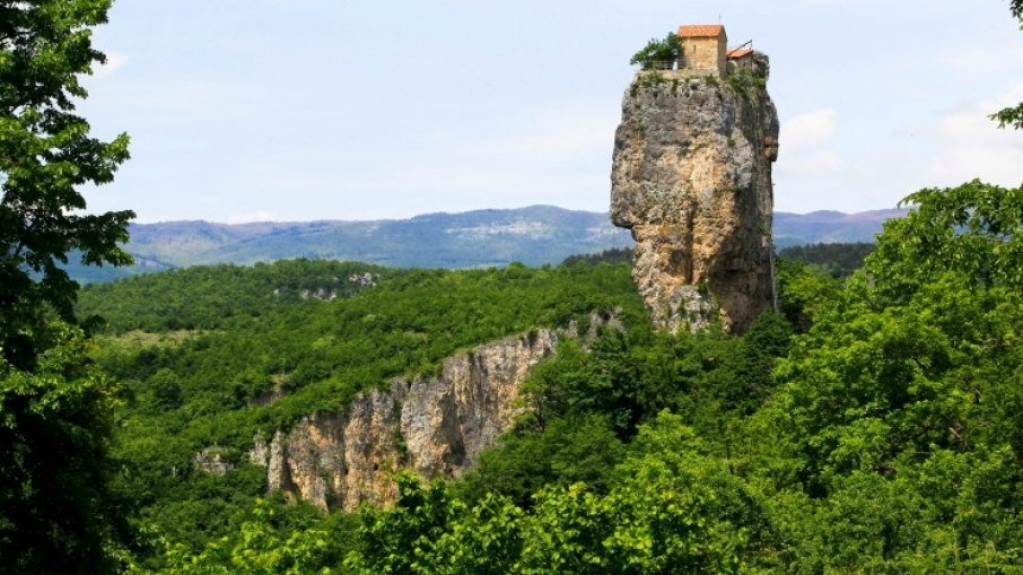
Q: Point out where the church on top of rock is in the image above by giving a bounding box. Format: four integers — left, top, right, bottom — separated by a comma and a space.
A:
612, 23, 778, 334
675, 24, 755, 76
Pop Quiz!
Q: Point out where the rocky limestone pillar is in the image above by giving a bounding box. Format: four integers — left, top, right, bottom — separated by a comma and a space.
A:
610, 53, 779, 334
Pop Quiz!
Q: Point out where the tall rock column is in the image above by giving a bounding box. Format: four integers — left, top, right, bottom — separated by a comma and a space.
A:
610, 53, 779, 333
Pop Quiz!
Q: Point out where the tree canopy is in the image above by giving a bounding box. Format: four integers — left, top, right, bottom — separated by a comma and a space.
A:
0, 1, 133, 571
0, 0, 133, 370
629, 32, 682, 70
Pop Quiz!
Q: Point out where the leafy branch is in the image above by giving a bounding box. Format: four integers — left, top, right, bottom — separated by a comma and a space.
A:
629, 32, 682, 70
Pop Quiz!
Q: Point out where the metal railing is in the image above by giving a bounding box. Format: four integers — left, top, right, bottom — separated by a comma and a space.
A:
634, 63, 722, 75
635, 60, 678, 71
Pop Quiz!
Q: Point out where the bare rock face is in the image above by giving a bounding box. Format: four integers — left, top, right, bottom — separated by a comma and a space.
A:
610, 54, 779, 333
192, 447, 234, 475
249, 329, 560, 511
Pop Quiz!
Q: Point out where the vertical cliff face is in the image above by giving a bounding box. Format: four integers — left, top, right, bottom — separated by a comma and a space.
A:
610, 54, 779, 333
248, 329, 561, 511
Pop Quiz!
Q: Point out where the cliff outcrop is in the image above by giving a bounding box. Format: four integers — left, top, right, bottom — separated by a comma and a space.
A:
247, 328, 568, 511
610, 53, 779, 333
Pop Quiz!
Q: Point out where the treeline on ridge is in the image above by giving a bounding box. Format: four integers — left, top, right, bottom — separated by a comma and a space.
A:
778, 242, 876, 278
563, 243, 876, 279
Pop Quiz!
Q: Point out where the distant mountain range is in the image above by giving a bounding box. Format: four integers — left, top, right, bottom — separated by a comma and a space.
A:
773, 208, 907, 247
66, 205, 907, 283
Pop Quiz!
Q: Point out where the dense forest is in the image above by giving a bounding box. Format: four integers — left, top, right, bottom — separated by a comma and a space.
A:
3, 1, 1023, 574
567, 243, 876, 279
89, 180, 1021, 574
777, 243, 875, 278
77, 260, 647, 556
62, 178, 1023, 574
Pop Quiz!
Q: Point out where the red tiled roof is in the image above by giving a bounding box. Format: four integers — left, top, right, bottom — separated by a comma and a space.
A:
678, 24, 725, 38
727, 48, 753, 59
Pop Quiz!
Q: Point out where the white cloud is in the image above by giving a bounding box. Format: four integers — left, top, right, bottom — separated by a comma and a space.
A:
925, 84, 1023, 187
775, 108, 846, 191
93, 51, 129, 78
777, 84, 1023, 214
781, 108, 837, 153
777, 149, 845, 179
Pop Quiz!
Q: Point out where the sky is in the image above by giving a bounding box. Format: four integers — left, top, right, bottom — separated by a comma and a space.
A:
78, 0, 1023, 223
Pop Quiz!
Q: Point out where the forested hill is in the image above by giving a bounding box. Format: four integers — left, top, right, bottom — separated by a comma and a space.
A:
76, 182, 1023, 572
78, 258, 650, 554
65, 205, 905, 282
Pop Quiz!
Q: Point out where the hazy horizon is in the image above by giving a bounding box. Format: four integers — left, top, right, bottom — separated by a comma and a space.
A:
125, 204, 908, 227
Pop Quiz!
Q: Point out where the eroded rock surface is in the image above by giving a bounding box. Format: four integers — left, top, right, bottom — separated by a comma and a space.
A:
192, 447, 234, 475
610, 54, 779, 333
249, 329, 560, 511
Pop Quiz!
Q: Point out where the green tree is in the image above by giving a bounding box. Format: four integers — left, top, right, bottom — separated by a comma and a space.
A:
0, 1, 133, 571
629, 32, 682, 70
518, 412, 779, 574
1, 0, 133, 369
0, 325, 130, 574
345, 473, 462, 575
768, 177, 1023, 491
456, 414, 624, 508
426, 493, 525, 575
757, 178, 1023, 568
153, 500, 343, 575
870, 180, 1023, 301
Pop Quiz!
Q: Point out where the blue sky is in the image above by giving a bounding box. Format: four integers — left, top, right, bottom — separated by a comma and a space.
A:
79, 0, 1023, 223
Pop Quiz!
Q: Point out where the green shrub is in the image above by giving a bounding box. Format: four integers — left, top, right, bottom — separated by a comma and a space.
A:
630, 32, 682, 70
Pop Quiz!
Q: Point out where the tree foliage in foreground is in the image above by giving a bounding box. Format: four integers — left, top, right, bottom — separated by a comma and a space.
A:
145, 414, 782, 575
346, 414, 779, 575
0, 0, 133, 370
759, 179, 1023, 570
0, 0, 133, 572
0, 326, 129, 574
